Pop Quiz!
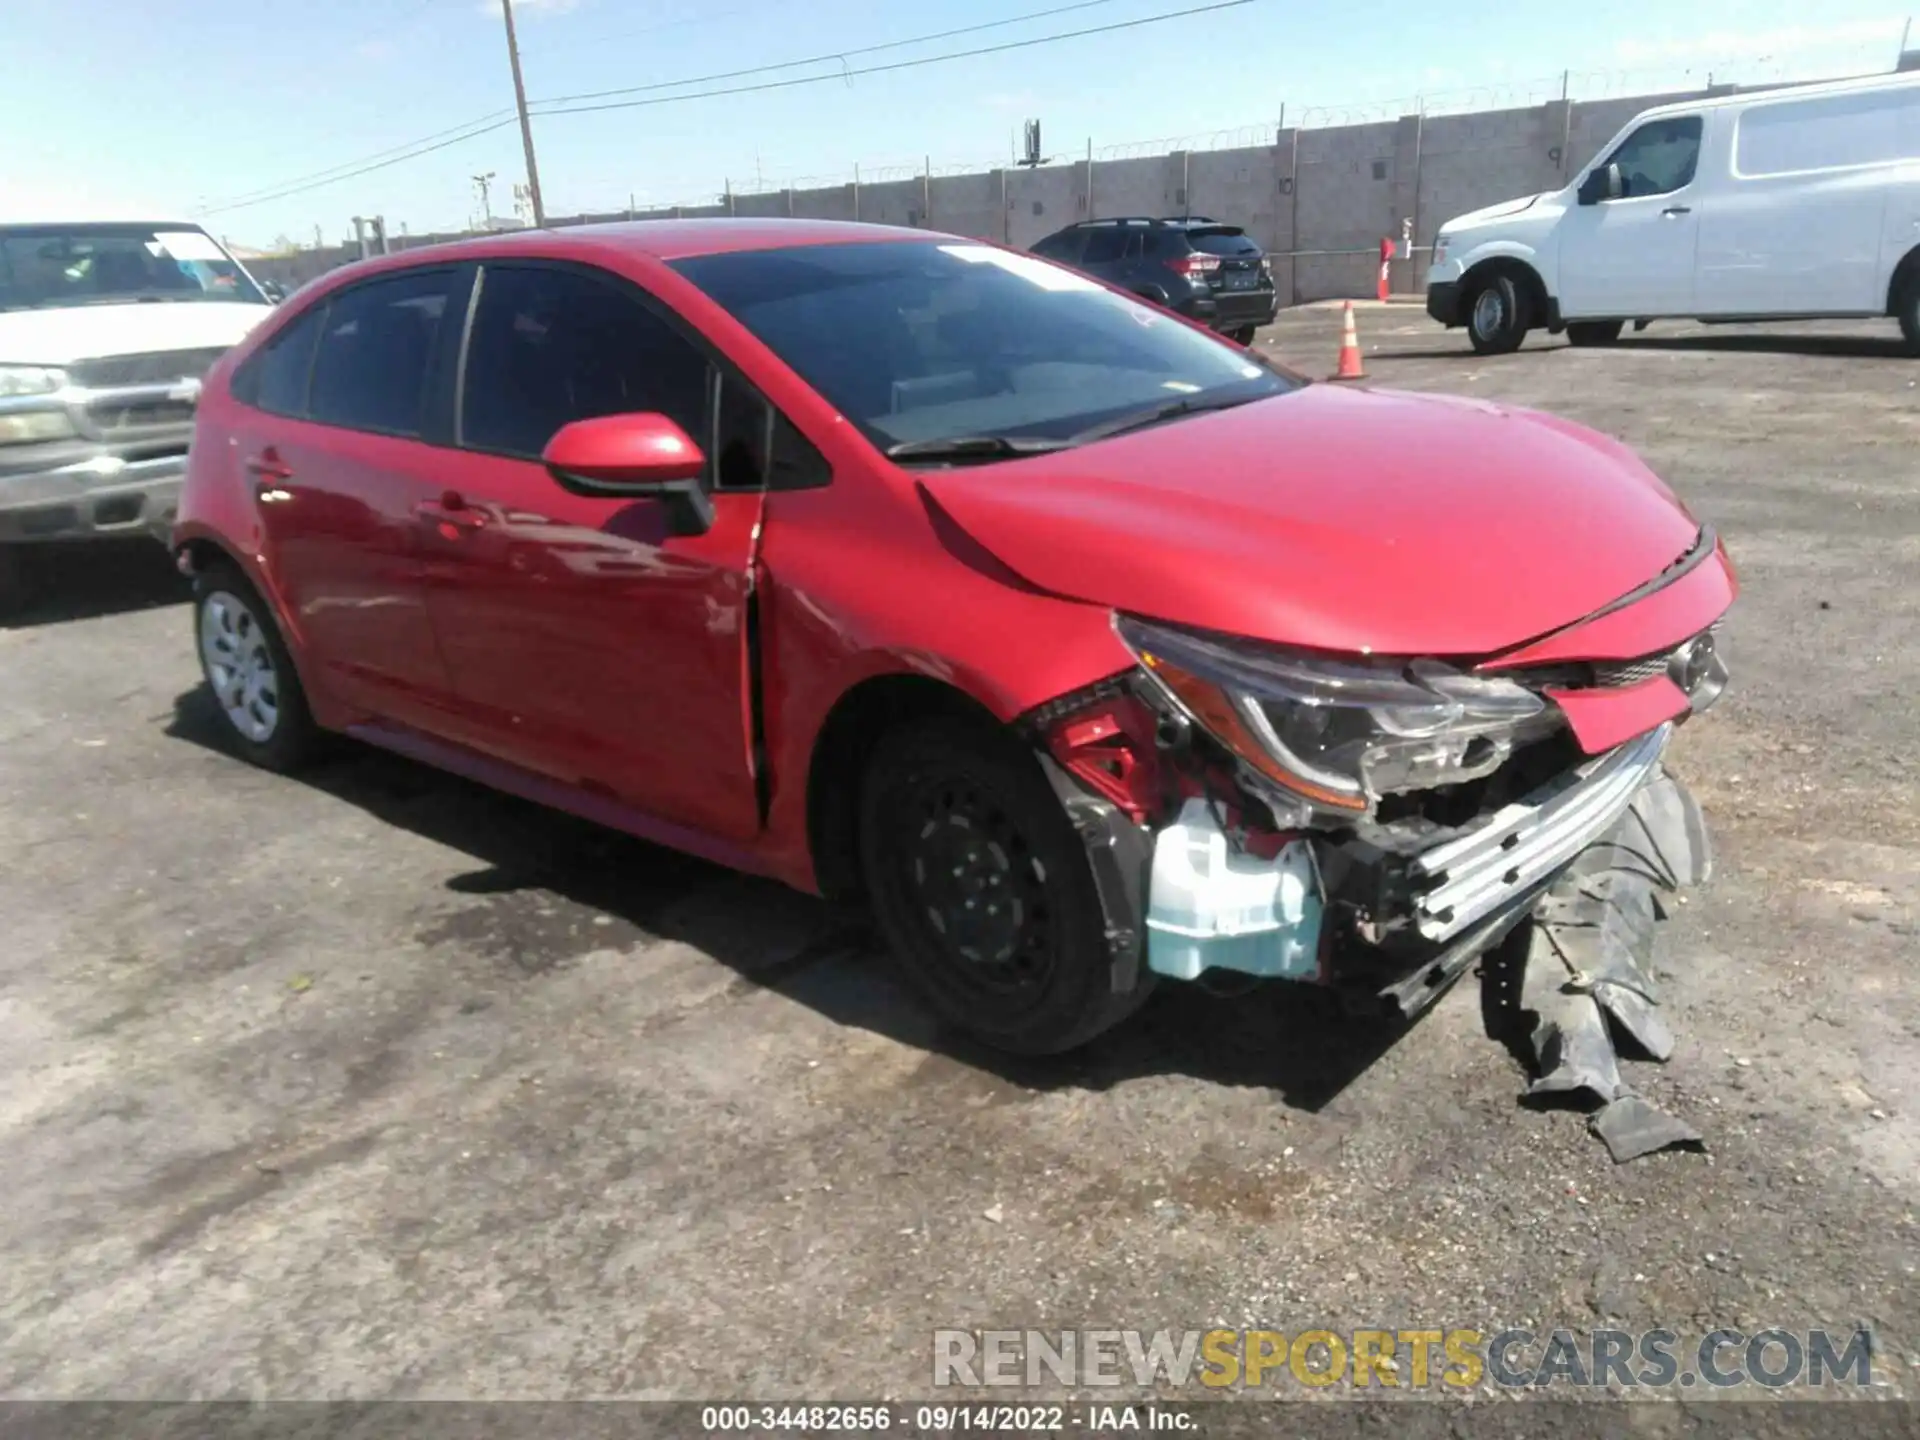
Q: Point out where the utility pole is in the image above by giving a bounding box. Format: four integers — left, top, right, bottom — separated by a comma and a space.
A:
473, 171, 496, 226
499, 0, 546, 226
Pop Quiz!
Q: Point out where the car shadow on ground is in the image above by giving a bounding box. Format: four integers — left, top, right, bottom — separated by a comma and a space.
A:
167, 684, 1441, 1114
2, 541, 189, 630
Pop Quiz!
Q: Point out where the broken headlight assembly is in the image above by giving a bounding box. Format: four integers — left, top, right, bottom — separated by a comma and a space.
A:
1115, 614, 1558, 818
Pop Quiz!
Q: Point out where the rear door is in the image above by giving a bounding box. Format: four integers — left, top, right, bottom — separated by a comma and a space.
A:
1699, 87, 1905, 315
1556, 114, 1706, 318
418, 259, 780, 841
231, 267, 463, 727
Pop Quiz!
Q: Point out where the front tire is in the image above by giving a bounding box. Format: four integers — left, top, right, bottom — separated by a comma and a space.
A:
193, 562, 321, 772
1466, 273, 1530, 355
1229, 324, 1258, 346
858, 717, 1150, 1055
1566, 320, 1624, 347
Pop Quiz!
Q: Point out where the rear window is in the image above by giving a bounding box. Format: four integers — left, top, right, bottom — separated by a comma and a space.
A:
1187, 227, 1261, 257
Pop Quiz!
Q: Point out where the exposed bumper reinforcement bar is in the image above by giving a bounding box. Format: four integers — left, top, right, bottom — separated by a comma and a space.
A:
1409, 722, 1673, 943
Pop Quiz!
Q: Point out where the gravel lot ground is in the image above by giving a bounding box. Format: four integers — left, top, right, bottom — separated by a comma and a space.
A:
2, 305, 1916, 1405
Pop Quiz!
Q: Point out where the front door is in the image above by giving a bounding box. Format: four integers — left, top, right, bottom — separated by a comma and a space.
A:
1557, 114, 1706, 318
237, 267, 461, 729
418, 261, 764, 842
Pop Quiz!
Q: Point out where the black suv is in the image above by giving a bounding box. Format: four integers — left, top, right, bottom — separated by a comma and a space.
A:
1029, 216, 1278, 343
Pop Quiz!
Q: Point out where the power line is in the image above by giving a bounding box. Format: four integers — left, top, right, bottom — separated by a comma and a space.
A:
202, 0, 1263, 216
532, 0, 1125, 106
203, 114, 526, 214
533, 0, 1261, 120
208, 0, 1125, 213
207, 109, 519, 212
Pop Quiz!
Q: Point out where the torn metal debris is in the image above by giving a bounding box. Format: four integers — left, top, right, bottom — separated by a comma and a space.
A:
1513, 765, 1713, 1160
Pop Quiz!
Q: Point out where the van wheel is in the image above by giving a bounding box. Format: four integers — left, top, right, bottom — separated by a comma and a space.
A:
1897, 273, 1920, 354
0, 546, 32, 621
1566, 320, 1624, 347
858, 717, 1150, 1056
1229, 325, 1258, 345
193, 562, 322, 772
1466, 274, 1529, 354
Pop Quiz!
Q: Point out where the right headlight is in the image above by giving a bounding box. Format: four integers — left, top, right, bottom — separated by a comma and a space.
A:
1117, 614, 1554, 817
0, 366, 68, 398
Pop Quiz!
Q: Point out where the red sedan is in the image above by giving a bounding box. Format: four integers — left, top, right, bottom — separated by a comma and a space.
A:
174, 219, 1734, 1061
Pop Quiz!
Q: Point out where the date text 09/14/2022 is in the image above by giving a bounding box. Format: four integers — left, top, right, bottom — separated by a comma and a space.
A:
700, 1403, 1194, 1432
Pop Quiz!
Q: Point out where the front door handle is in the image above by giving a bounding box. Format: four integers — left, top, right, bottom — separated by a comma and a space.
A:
1662, 205, 1692, 216
417, 490, 487, 532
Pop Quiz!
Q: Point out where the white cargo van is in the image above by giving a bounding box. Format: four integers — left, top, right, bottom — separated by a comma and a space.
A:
0, 213, 276, 615
1426, 71, 1920, 353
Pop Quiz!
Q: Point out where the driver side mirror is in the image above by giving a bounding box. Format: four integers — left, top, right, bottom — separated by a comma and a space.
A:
542, 412, 714, 536
1578, 162, 1624, 206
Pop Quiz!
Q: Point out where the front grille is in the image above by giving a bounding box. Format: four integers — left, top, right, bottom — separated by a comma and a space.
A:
1593, 654, 1668, 686
85, 397, 197, 435
69, 347, 229, 388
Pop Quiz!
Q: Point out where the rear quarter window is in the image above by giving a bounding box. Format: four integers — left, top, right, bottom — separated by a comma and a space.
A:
233, 304, 326, 417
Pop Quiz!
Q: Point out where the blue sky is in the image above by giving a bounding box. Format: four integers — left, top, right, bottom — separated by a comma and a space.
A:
1, 0, 1911, 247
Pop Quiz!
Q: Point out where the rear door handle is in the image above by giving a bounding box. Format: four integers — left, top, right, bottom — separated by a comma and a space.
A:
245, 448, 294, 501
1662, 205, 1691, 216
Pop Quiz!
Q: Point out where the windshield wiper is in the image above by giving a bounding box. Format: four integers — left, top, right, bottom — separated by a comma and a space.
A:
1069, 391, 1268, 444
884, 434, 1073, 465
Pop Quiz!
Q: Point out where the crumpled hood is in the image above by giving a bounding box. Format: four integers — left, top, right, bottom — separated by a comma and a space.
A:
915, 384, 1702, 658
0, 301, 271, 367
1442, 192, 1546, 231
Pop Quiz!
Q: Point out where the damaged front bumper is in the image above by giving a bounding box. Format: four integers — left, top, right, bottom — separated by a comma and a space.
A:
1134, 720, 1677, 1007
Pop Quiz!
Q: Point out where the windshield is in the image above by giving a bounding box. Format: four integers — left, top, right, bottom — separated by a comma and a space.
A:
671, 240, 1296, 454
0, 224, 268, 311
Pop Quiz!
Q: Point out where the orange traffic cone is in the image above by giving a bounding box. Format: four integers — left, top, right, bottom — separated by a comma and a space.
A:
1330, 301, 1366, 381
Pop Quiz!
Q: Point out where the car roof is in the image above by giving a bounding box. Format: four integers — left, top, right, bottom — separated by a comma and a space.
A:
347, 217, 958, 272
1065, 215, 1239, 230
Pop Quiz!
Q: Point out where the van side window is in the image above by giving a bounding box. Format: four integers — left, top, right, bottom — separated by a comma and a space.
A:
1736, 89, 1910, 176
1604, 116, 1704, 198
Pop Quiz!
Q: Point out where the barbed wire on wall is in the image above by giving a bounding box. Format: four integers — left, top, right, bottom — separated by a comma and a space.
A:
267, 44, 1906, 251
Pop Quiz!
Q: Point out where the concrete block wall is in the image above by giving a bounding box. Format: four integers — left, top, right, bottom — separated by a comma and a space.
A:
239, 75, 1824, 304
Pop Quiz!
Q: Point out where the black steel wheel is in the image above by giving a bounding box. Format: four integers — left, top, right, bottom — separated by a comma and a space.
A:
858, 718, 1149, 1055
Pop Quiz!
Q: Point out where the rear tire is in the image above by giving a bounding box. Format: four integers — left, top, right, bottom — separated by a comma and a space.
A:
858, 717, 1150, 1056
1897, 271, 1920, 355
192, 562, 321, 772
1465, 273, 1530, 355
0, 546, 32, 621
1229, 324, 1258, 346
1566, 320, 1624, 347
